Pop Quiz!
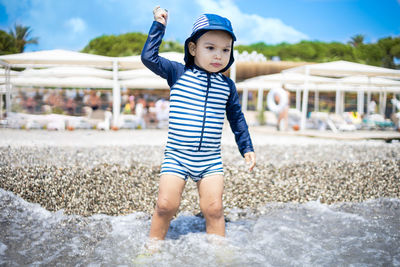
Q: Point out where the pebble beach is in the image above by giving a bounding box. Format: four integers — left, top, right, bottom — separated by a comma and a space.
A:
1, 128, 399, 217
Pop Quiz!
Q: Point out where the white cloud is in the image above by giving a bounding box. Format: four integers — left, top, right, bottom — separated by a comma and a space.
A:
195, 0, 308, 44
65, 17, 87, 34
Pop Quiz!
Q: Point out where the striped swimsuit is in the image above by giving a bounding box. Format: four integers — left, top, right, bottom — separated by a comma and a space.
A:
141, 20, 254, 182
161, 68, 230, 181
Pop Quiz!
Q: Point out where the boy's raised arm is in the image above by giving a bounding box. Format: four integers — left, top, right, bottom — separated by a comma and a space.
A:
141, 6, 184, 87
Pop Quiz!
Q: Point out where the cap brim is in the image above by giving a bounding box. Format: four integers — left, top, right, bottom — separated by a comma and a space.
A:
189, 25, 236, 41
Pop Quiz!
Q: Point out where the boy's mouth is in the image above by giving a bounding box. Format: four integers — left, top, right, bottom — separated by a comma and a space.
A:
210, 63, 222, 68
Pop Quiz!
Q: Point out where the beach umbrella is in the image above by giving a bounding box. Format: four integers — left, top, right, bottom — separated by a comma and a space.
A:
5, 76, 114, 88
238, 72, 336, 86
338, 76, 400, 115
159, 52, 185, 64
120, 77, 169, 89
236, 72, 337, 111
0, 49, 115, 68
0, 68, 20, 77
338, 75, 400, 89
0, 49, 184, 124
283, 61, 400, 130
118, 68, 157, 80
117, 51, 184, 69
117, 55, 143, 69
284, 60, 400, 78
19, 66, 113, 79
0, 50, 119, 124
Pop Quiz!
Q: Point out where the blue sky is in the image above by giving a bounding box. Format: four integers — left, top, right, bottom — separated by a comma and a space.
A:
1, 0, 399, 52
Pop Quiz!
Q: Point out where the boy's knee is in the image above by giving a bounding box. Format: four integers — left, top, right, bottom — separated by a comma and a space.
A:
155, 197, 178, 217
203, 200, 223, 219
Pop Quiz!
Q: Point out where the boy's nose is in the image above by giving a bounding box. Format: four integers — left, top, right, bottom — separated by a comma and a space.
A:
214, 51, 222, 59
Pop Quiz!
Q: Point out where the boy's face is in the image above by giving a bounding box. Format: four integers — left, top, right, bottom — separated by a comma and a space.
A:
188, 30, 232, 73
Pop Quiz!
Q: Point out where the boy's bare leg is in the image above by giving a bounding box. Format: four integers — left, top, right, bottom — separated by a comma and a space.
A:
149, 174, 186, 240
197, 174, 225, 236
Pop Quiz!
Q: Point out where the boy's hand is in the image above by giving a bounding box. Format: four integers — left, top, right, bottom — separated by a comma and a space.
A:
244, 152, 256, 172
153, 6, 168, 26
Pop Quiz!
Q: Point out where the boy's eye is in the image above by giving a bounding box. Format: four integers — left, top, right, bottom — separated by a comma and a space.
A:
206, 46, 214, 50
223, 49, 231, 53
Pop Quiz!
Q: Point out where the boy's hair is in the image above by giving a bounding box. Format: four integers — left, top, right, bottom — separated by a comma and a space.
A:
184, 14, 236, 73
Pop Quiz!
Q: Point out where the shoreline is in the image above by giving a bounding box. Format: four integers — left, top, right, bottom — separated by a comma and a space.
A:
3, 127, 394, 147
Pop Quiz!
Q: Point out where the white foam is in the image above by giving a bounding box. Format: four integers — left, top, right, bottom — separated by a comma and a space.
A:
1, 189, 399, 266
0, 242, 7, 255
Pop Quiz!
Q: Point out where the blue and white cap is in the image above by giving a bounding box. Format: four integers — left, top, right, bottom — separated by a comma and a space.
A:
184, 14, 236, 73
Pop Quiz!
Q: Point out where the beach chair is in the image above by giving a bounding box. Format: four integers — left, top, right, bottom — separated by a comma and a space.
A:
362, 114, 395, 130
86, 109, 112, 130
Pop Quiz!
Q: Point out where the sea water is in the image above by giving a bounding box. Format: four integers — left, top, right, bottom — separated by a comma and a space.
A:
0, 188, 399, 267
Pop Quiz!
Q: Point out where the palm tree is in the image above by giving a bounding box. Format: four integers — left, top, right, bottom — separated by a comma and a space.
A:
9, 24, 38, 52
348, 34, 365, 47
0, 30, 18, 55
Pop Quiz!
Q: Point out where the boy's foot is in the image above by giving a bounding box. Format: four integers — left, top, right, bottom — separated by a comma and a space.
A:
206, 235, 238, 265
133, 239, 162, 265
215, 244, 238, 265
133, 252, 155, 265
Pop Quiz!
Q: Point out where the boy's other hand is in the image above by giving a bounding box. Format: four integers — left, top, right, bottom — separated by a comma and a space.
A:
244, 152, 256, 172
153, 6, 168, 26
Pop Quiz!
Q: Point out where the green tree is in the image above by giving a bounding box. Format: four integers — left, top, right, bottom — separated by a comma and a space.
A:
348, 34, 365, 47
161, 40, 184, 53
377, 37, 400, 68
0, 29, 18, 55
354, 43, 384, 66
9, 24, 38, 52
82, 30, 400, 69
82, 32, 183, 57
326, 42, 356, 61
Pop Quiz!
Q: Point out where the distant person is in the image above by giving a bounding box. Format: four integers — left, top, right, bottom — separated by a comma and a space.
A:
368, 100, 376, 114
74, 91, 84, 115
65, 97, 76, 115
123, 95, 136, 114
154, 98, 169, 128
276, 88, 289, 131
135, 97, 147, 128
140, 6, 256, 253
145, 100, 157, 127
87, 91, 101, 111
25, 93, 36, 114
47, 91, 63, 109
100, 92, 110, 110
268, 87, 289, 131
33, 90, 43, 113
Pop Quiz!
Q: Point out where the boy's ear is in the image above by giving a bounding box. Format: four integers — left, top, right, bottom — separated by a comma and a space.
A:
188, 42, 196, 57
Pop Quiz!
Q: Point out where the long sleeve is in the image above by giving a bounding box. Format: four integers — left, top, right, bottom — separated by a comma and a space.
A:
225, 77, 254, 157
141, 21, 185, 87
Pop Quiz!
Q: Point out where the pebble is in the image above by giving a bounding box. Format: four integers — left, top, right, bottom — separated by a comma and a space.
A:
0, 143, 399, 216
